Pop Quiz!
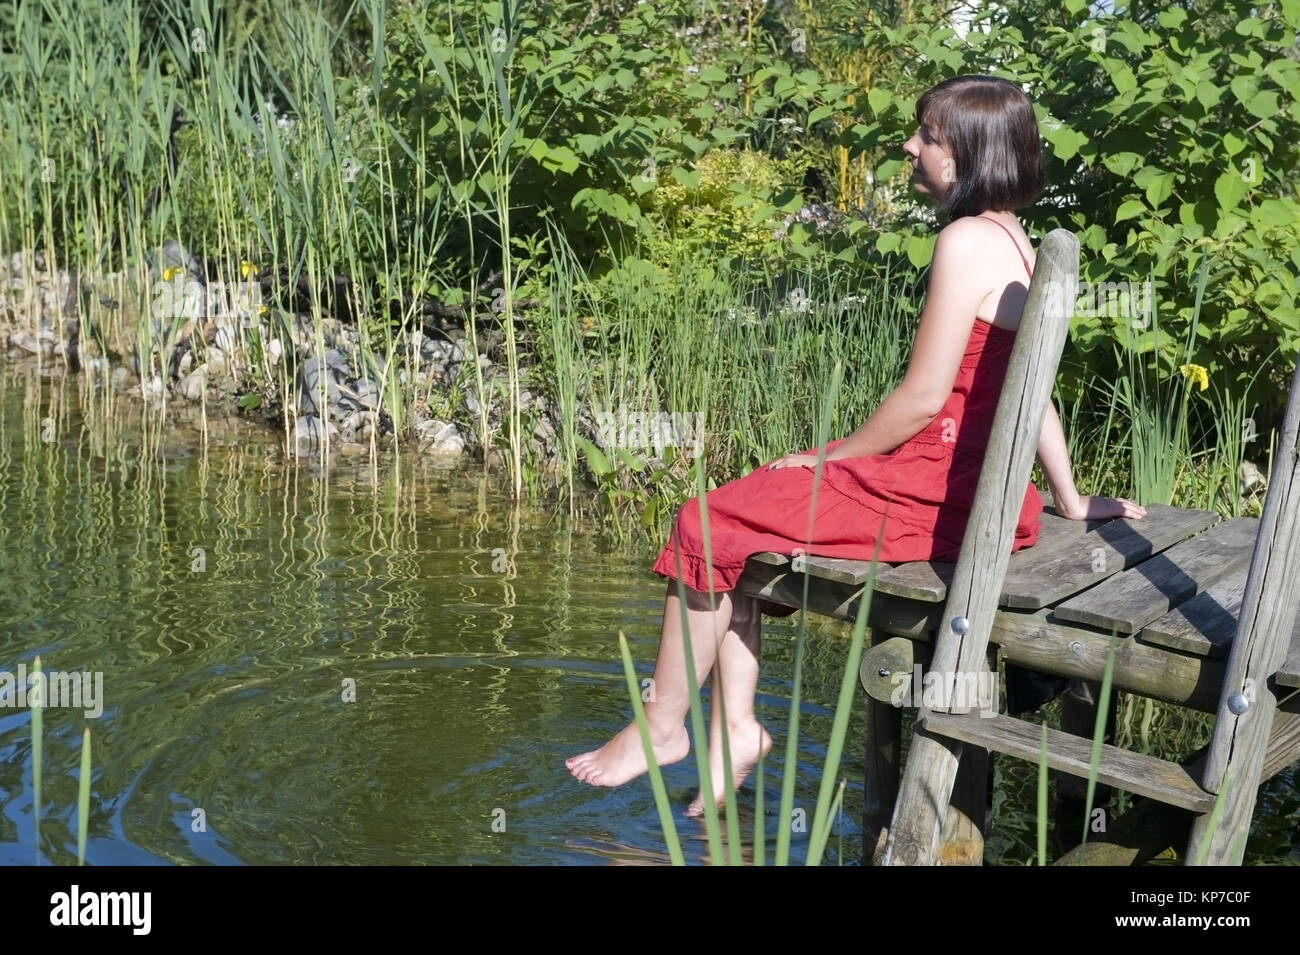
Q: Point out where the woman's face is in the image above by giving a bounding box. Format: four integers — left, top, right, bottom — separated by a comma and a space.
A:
903, 119, 955, 200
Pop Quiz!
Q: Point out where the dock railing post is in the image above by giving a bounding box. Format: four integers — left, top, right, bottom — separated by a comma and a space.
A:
1186, 360, 1300, 865
881, 229, 1078, 866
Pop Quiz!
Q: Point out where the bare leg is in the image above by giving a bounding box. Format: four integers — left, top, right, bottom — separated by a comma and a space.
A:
687, 590, 772, 815
567, 580, 735, 786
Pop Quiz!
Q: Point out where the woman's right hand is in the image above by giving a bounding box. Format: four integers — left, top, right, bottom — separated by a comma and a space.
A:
1058, 495, 1147, 521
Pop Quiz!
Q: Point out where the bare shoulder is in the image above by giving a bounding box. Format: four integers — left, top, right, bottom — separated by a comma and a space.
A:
933, 217, 992, 257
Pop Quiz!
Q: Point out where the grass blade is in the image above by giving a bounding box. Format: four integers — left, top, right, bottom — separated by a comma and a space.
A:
77, 727, 91, 865
617, 632, 684, 866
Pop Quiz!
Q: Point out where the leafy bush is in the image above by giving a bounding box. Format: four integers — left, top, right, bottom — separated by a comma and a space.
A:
846, 0, 1300, 423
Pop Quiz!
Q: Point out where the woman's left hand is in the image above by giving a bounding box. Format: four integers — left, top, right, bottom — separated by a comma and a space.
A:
766, 453, 821, 471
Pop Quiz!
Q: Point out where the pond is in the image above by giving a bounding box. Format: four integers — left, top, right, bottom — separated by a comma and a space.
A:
0, 361, 1295, 865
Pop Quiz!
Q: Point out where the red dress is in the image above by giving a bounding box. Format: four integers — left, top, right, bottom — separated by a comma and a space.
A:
653, 224, 1043, 615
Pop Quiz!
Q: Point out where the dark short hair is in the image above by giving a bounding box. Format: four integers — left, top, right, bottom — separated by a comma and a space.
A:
915, 75, 1044, 219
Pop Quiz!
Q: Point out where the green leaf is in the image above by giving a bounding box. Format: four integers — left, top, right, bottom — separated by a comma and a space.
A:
1115, 198, 1146, 223
577, 437, 611, 476
1101, 151, 1143, 177
808, 104, 834, 125
1214, 169, 1248, 211
1251, 198, 1298, 229
876, 232, 901, 254
1244, 90, 1280, 120
671, 166, 701, 189
1222, 131, 1247, 157
1158, 7, 1188, 29
905, 234, 936, 269
876, 157, 904, 181
1145, 171, 1176, 209
1109, 63, 1138, 95
867, 86, 892, 117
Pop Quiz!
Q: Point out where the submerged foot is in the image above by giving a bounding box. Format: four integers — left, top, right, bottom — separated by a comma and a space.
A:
686, 718, 772, 816
567, 720, 690, 787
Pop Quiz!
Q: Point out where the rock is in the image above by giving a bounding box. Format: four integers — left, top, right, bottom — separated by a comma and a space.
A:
178, 366, 208, 401
339, 410, 373, 444
298, 354, 342, 414
416, 419, 464, 457
112, 366, 130, 390
465, 393, 481, 417
267, 337, 283, 365
294, 415, 338, 453
8, 329, 51, 357
1240, 460, 1266, 495
350, 377, 381, 410
146, 239, 202, 283
206, 346, 227, 375
213, 321, 238, 353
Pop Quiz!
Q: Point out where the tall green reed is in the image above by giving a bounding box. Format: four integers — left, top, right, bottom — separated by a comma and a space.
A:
622, 356, 876, 864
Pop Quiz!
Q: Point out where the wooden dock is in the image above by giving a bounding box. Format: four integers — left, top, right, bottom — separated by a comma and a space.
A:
736, 229, 1300, 865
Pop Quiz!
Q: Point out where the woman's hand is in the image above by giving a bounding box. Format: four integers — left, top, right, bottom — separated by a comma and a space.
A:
1057, 494, 1147, 521
765, 453, 820, 471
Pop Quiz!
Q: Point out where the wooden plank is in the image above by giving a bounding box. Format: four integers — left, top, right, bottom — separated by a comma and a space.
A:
1189, 361, 1300, 864
1056, 711, 1300, 866
1140, 568, 1248, 658
921, 711, 1216, 812
736, 563, 944, 639
1000, 504, 1220, 610
873, 560, 952, 601
1280, 633, 1300, 689
1053, 517, 1259, 634
870, 512, 1099, 603
883, 228, 1080, 866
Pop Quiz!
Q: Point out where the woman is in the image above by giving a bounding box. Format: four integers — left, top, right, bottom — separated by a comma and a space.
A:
566, 75, 1146, 814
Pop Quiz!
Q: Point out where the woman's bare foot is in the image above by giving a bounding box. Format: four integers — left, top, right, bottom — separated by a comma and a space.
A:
567, 720, 691, 787
685, 717, 772, 816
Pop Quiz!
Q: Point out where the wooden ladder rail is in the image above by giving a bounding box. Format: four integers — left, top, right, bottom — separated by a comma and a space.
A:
1185, 358, 1300, 864
880, 228, 1079, 866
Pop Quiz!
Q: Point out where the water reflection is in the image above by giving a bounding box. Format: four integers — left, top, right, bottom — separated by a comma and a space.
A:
0, 359, 1292, 865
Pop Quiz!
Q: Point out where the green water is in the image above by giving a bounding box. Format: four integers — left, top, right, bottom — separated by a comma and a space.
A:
0, 362, 1295, 865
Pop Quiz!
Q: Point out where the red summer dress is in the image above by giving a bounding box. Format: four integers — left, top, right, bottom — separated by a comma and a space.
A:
652, 217, 1043, 615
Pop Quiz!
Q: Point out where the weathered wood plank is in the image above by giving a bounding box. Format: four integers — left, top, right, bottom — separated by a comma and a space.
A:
883, 228, 1080, 866
1000, 504, 1220, 610
869, 512, 1089, 602
736, 563, 943, 638
921, 711, 1216, 812
873, 559, 953, 602
1280, 633, 1300, 689
1140, 569, 1248, 658
1053, 517, 1259, 634
1056, 710, 1300, 866
1189, 361, 1300, 865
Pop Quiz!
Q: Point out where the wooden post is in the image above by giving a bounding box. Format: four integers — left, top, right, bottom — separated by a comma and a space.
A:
860, 634, 915, 864
882, 229, 1078, 865
1186, 362, 1300, 864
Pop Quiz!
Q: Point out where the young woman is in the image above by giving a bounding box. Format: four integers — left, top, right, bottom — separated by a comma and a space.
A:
566, 75, 1146, 814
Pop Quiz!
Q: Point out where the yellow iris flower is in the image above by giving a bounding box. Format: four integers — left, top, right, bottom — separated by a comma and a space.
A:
1179, 363, 1209, 392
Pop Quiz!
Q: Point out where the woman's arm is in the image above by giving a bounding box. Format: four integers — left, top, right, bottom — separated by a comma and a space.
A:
823, 221, 992, 462
1038, 399, 1147, 521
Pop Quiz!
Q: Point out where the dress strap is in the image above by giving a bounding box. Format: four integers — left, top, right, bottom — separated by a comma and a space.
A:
977, 215, 1032, 278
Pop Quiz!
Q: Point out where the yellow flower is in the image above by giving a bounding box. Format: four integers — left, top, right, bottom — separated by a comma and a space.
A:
162, 266, 183, 281
1179, 363, 1209, 392
240, 260, 259, 279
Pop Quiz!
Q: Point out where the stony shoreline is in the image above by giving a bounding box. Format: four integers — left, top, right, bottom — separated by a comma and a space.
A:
0, 245, 567, 466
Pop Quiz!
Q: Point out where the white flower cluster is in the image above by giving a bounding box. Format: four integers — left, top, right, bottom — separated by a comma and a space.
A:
243, 100, 299, 159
